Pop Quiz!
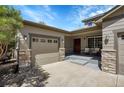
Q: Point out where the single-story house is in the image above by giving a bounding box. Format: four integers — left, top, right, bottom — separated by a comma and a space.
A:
19, 5, 124, 75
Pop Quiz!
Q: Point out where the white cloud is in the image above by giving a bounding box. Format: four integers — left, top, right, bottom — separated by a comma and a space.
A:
18, 5, 57, 24
20, 5, 43, 22
66, 5, 115, 31
40, 5, 57, 20
42, 5, 51, 11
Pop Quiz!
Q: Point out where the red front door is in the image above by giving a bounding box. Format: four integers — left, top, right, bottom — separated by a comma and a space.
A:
74, 38, 81, 54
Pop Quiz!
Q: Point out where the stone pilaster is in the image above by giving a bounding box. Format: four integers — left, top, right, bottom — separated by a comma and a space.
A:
59, 48, 65, 61
101, 49, 117, 74
27, 49, 32, 65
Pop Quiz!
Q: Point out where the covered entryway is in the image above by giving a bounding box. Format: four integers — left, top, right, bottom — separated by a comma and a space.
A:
118, 33, 124, 75
73, 38, 81, 54
30, 33, 60, 65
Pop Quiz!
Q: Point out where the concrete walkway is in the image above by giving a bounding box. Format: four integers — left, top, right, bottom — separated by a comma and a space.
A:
65, 55, 100, 70
42, 61, 124, 87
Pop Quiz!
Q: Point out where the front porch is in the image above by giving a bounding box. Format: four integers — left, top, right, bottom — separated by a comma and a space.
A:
64, 27, 102, 71
65, 27, 102, 55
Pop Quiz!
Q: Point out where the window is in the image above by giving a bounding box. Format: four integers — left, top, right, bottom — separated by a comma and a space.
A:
121, 35, 124, 40
54, 40, 58, 43
40, 39, 45, 43
95, 37, 102, 48
32, 38, 35, 42
32, 38, 39, 42
88, 36, 102, 48
48, 39, 52, 43
88, 38, 94, 48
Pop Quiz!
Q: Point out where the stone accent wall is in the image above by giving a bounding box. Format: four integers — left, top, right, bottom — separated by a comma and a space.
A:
19, 49, 31, 67
102, 49, 116, 74
59, 48, 65, 61
101, 13, 124, 74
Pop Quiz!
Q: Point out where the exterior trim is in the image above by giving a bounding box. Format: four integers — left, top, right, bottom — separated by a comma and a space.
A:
29, 33, 60, 39
95, 6, 123, 23
71, 26, 101, 34
104, 14, 124, 22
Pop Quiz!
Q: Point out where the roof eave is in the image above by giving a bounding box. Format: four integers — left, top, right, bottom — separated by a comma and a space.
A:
71, 25, 101, 34
23, 20, 70, 34
95, 5, 123, 24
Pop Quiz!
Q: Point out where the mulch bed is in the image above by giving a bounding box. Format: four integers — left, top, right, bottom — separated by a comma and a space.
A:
0, 66, 49, 87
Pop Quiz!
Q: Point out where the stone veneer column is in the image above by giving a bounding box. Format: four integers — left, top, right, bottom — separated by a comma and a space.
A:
59, 48, 65, 61
59, 36, 65, 61
102, 49, 117, 74
27, 49, 32, 66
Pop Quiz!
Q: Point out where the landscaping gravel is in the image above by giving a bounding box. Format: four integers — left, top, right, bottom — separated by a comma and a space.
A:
0, 66, 49, 87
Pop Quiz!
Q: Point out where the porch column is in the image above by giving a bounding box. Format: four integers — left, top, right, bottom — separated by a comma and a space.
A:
102, 49, 117, 74
59, 36, 65, 61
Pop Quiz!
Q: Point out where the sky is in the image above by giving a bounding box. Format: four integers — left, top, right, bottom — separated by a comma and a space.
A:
14, 5, 115, 31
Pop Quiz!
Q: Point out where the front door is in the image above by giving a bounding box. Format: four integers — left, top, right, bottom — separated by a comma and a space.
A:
74, 38, 81, 54
118, 33, 124, 75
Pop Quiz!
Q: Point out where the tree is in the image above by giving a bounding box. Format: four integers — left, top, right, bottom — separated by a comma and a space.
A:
0, 6, 23, 60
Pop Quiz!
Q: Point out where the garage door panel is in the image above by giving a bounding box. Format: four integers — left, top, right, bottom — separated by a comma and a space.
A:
119, 56, 124, 63
32, 43, 58, 53
119, 63, 124, 75
118, 33, 124, 75
35, 53, 59, 65
119, 51, 124, 56
119, 44, 124, 50
119, 42, 124, 44
31, 36, 59, 54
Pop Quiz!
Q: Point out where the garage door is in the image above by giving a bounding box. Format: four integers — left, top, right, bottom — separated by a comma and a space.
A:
118, 33, 124, 75
30, 34, 60, 65
31, 36, 59, 55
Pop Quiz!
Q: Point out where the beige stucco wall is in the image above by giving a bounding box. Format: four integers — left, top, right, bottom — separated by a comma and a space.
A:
102, 6, 124, 74
64, 36, 73, 54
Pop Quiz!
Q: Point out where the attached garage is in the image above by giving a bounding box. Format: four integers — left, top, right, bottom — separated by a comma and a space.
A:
29, 33, 60, 65
20, 20, 66, 66
118, 33, 124, 75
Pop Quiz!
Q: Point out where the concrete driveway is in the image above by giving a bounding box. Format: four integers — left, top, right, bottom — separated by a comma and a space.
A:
41, 56, 124, 87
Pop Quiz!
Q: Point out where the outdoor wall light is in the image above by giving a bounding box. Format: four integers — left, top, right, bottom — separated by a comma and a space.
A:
104, 35, 109, 45
105, 35, 109, 39
24, 35, 27, 40
62, 38, 64, 43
